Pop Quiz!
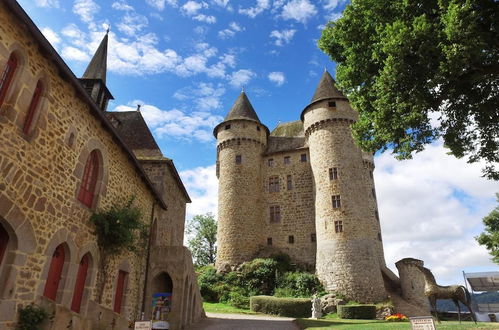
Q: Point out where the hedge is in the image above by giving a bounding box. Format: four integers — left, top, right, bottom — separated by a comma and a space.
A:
250, 296, 312, 318
338, 305, 376, 319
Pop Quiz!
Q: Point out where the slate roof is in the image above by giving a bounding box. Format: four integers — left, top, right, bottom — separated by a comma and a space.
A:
82, 32, 108, 83
311, 70, 347, 103
225, 92, 261, 122
266, 120, 307, 154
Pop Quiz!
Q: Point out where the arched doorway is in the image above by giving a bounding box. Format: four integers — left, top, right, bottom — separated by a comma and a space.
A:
71, 253, 90, 313
151, 272, 173, 328
43, 243, 66, 301
0, 224, 9, 267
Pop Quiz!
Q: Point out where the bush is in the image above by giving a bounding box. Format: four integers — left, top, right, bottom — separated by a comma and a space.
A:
197, 265, 222, 302
228, 290, 251, 309
240, 258, 279, 295
17, 304, 47, 330
338, 305, 376, 319
276, 272, 325, 298
250, 296, 312, 318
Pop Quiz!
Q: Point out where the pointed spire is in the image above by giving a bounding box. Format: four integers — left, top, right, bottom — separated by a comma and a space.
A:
225, 91, 261, 122
82, 32, 109, 83
311, 70, 347, 103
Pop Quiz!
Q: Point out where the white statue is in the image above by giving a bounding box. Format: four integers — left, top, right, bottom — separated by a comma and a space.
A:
311, 294, 322, 319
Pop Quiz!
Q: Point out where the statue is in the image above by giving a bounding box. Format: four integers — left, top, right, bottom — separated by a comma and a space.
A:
311, 294, 322, 319
417, 265, 476, 324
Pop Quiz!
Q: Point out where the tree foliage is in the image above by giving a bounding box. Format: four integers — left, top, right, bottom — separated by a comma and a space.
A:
186, 213, 217, 267
476, 193, 499, 263
318, 0, 499, 179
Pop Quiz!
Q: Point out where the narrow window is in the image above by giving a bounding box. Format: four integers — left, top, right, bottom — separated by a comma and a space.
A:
0, 53, 18, 108
268, 158, 274, 167
284, 156, 290, 165
267, 237, 272, 246
329, 167, 338, 180
43, 244, 66, 301
23, 80, 43, 134
270, 206, 281, 223
225, 124, 231, 130
71, 254, 89, 313
286, 175, 292, 190
78, 150, 99, 208
369, 170, 373, 179
114, 270, 128, 314
332, 195, 341, 208
235, 155, 242, 164
334, 220, 343, 233
257, 126, 261, 131
372, 188, 376, 200
300, 154, 307, 162
288, 235, 294, 244
311, 233, 316, 243
269, 176, 279, 192
0, 225, 9, 267
375, 210, 379, 222
328, 101, 336, 108
378, 233, 382, 241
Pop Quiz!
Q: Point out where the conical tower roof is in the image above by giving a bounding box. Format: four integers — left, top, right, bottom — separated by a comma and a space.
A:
224, 91, 261, 122
311, 70, 347, 103
82, 32, 108, 83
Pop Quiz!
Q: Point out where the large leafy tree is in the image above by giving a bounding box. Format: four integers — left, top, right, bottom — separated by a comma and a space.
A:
186, 213, 217, 267
476, 194, 499, 263
318, 0, 499, 179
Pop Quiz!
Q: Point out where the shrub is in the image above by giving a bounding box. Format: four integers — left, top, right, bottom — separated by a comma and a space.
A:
17, 304, 47, 330
228, 290, 251, 309
250, 296, 312, 318
338, 305, 376, 319
240, 258, 279, 295
197, 266, 222, 302
276, 272, 325, 298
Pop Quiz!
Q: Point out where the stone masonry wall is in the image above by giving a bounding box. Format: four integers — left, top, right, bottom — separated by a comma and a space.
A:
0, 3, 158, 326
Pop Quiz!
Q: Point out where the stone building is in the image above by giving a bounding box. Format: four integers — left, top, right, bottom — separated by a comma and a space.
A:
0, 1, 203, 329
214, 71, 388, 303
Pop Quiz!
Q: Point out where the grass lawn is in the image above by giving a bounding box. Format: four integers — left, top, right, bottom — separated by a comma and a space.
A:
202, 302, 258, 315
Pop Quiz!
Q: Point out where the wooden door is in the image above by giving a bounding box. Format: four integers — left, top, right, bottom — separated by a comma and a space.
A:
71, 254, 89, 313
43, 244, 65, 301
114, 270, 127, 313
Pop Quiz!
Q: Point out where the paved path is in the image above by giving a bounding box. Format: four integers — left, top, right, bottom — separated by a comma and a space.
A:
188, 313, 301, 330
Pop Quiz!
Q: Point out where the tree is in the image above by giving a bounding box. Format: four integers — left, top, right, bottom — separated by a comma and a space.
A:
476, 193, 499, 263
318, 0, 499, 179
186, 213, 217, 267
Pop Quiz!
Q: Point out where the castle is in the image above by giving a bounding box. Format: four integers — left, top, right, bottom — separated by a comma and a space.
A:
214, 71, 388, 303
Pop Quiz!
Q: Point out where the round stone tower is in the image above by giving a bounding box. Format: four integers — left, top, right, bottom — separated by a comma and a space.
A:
301, 71, 387, 303
214, 92, 269, 272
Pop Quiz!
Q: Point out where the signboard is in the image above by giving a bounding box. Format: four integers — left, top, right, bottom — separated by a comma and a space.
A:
152, 292, 172, 330
134, 321, 152, 330
410, 316, 436, 330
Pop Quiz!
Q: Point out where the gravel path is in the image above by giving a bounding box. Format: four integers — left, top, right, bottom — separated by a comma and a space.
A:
188, 312, 301, 330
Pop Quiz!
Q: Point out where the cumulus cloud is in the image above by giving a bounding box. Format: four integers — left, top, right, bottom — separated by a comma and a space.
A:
270, 29, 296, 46
61, 46, 90, 61
34, 0, 59, 8
111, 0, 134, 11
193, 14, 217, 23
228, 69, 256, 88
117, 12, 149, 36
239, 0, 270, 18
281, 0, 317, 23
41, 27, 61, 47
113, 101, 223, 143
146, 0, 178, 10
73, 0, 100, 23
180, 164, 218, 220
218, 22, 244, 39
174, 82, 226, 111
182, 1, 207, 15
268, 71, 285, 86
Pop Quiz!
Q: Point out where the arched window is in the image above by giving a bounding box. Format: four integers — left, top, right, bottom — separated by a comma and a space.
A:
78, 150, 99, 208
71, 254, 89, 313
0, 224, 9, 267
114, 270, 128, 314
43, 244, 66, 301
0, 53, 18, 108
23, 80, 43, 134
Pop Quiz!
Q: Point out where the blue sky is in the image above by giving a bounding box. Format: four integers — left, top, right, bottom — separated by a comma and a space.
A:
17, 0, 498, 286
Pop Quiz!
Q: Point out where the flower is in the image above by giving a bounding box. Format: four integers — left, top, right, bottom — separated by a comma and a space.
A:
385, 313, 409, 322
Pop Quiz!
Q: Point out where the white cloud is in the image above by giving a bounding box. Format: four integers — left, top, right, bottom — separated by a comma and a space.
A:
61, 46, 90, 61
34, 0, 59, 8
218, 22, 244, 39
193, 14, 217, 24
239, 0, 270, 18
270, 29, 296, 46
111, 0, 134, 11
182, 1, 207, 15
228, 69, 256, 88
41, 27, 61, 47
212, 0, 229, 7
73, 0, 100, 23
322, 0, 344, 11
174, 82, 226, 111
146, 0, 178, 10
113, 101, 223, 143
268, 71, 285, 86
117, 12, 149, 36
281, 0, 317, 24
180, 164, 218, 220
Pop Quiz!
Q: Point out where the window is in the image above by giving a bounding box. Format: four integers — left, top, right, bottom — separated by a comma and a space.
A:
78, 150, 99, 208
328, 101, 336, 108
332, 195, 341, 208
372, 188, 377, 200
369, 170, 373, 179
23, 80, 43, 134
257, 126, 261, 131
235, 155, 242, 164
71, 254, 89, 313
43, 244, 66, 301
288, 235, 294, 244
311, 233, 316, 243
329, 167, 338, 180
334, 220, 343, 233
0, 53, 18, 108
375, 210, 379, 222
268, 158, 274, 167
300, 153, 307, 162
378, 233, 382, 241
269, 176, 280, 192
286, 175, 292, 190
0, 225, 9, 267
225, 124, 231, 130
269, 206, 281, 223
267, 237, 272, 246
114, 270, 128, 314
284, 156, 291, 165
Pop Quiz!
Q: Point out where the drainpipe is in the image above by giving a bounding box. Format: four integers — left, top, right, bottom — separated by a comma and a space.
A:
141, 200, 156, 319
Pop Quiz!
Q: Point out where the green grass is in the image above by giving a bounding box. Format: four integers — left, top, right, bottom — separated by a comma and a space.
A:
203, 302, 257, 315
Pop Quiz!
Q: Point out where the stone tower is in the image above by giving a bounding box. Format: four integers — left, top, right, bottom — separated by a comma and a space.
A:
301, 71, 387, 302
214, 92, 269, 271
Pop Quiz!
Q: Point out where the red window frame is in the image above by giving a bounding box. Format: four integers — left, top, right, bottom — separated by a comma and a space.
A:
43, 244, 66, 301
0, 225, 9, 267
114, 270, 128, 314
23, 80, 43, 134
78, 151, 99, 208
0, 53, 18, 108
71, 254, 89, 313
